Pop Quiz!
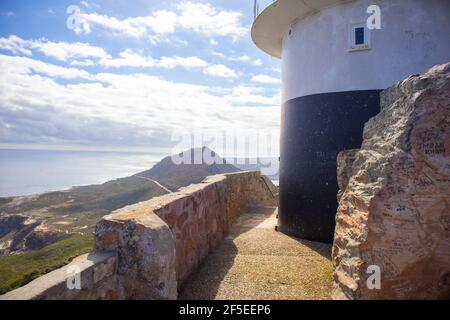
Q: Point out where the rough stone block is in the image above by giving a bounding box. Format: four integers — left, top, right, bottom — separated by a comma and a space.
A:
96, 210, 177, 300
333, 63, 450, 300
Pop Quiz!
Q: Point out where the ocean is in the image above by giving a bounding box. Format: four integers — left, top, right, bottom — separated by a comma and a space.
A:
0, 149, 165, 197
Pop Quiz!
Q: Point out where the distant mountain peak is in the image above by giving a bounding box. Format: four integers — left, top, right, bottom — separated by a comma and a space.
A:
137, 147, 240, 191
172, 146, 228, 165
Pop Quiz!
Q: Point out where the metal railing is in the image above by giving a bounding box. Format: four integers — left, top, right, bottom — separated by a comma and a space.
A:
260, 176, 279, 198
253, 0, 259, 19
253, 0, 276, 20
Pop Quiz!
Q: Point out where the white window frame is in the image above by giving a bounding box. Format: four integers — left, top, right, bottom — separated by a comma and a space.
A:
349, 23, 371, 52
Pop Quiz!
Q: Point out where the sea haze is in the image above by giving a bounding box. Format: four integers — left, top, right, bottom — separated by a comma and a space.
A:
0, 149, 165, 197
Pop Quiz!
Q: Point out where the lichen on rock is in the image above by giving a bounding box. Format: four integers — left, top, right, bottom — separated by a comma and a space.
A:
95, 212, 177, 300
333, 63, 450, 300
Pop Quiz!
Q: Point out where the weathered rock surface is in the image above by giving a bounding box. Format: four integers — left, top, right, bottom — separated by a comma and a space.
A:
333, 63, 450, 300
0, 214, 67, 254
0, 214, 37, 254
96, 211, 177, 300
24, 225, 68, 251
336, 150, 359, 202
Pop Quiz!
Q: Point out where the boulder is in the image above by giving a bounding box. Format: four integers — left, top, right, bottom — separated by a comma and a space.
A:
24, 226, 68, 251
333, 63, 450, 299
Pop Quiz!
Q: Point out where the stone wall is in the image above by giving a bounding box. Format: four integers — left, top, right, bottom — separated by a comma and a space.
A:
0, 252, 118, 300
95, 210, 177, 300
333, 63, 450, 300
225, 173, 278, 224
132, 171, 277, 285
1, 171, 277, 300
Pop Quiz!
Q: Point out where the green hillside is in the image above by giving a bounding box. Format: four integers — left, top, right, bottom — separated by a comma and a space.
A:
0, 233, 93, 294
0, 147, 241, 294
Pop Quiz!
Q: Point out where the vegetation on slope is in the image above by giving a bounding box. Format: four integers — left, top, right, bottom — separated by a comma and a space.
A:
0, 147, 241, 294
0, 177, 168, 293
0, 233, 93, 294
0, 176, 169, 216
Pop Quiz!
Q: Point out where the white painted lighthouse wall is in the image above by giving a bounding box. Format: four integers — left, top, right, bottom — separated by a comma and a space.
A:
281, 0, 450, 103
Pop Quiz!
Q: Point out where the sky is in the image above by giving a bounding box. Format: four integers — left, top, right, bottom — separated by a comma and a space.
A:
0, 0, 281, 156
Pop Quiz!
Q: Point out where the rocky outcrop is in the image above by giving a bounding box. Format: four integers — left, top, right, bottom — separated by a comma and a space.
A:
0, 214, 36, 254
0, 214, 67, 254
333, 63, 450, 299
24, 226, 68, 251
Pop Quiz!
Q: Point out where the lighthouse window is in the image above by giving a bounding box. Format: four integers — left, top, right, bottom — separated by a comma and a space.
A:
349, 23, 371, 52
355, 27, 365, 45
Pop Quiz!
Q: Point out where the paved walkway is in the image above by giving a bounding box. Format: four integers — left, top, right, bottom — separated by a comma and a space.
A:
179, 207, 333, 300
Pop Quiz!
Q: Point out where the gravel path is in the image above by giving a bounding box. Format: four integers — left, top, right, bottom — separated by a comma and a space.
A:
178, 207, 333, 300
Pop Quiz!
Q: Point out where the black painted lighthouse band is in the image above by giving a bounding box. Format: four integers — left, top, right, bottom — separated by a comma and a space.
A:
279, 90, 382, 243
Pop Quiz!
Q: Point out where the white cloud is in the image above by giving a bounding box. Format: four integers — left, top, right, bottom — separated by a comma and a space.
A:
158, 56, 209, 69
99, 49, 237, 78
99, 49, 156, 68
149, 35, 187, 47
272, 67, 281, 73
100, 50, 209, 70
176, 2, 247, 39
31, 39, 110, 61
0, 35, 110, 62
229, 55, 262, 66
212, 51, 262, 66
226, 85, 280, 106
70, 59, 95, 67
211, 51, 226, 58
204, 64, 238, 78
0, 54, 279, 151
0, 36, 239, 78
81, 9, 179, 38
76, 2, 247, 40
229, 55, 251, 62
80, 13, 142, 37
0, 35, 32, 56
0, 54, 93, 80
251, 74, 281, 85
134, 10, 179, 34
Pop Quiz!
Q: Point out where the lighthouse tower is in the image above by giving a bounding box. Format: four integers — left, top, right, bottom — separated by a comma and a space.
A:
252, 0, 450, 242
